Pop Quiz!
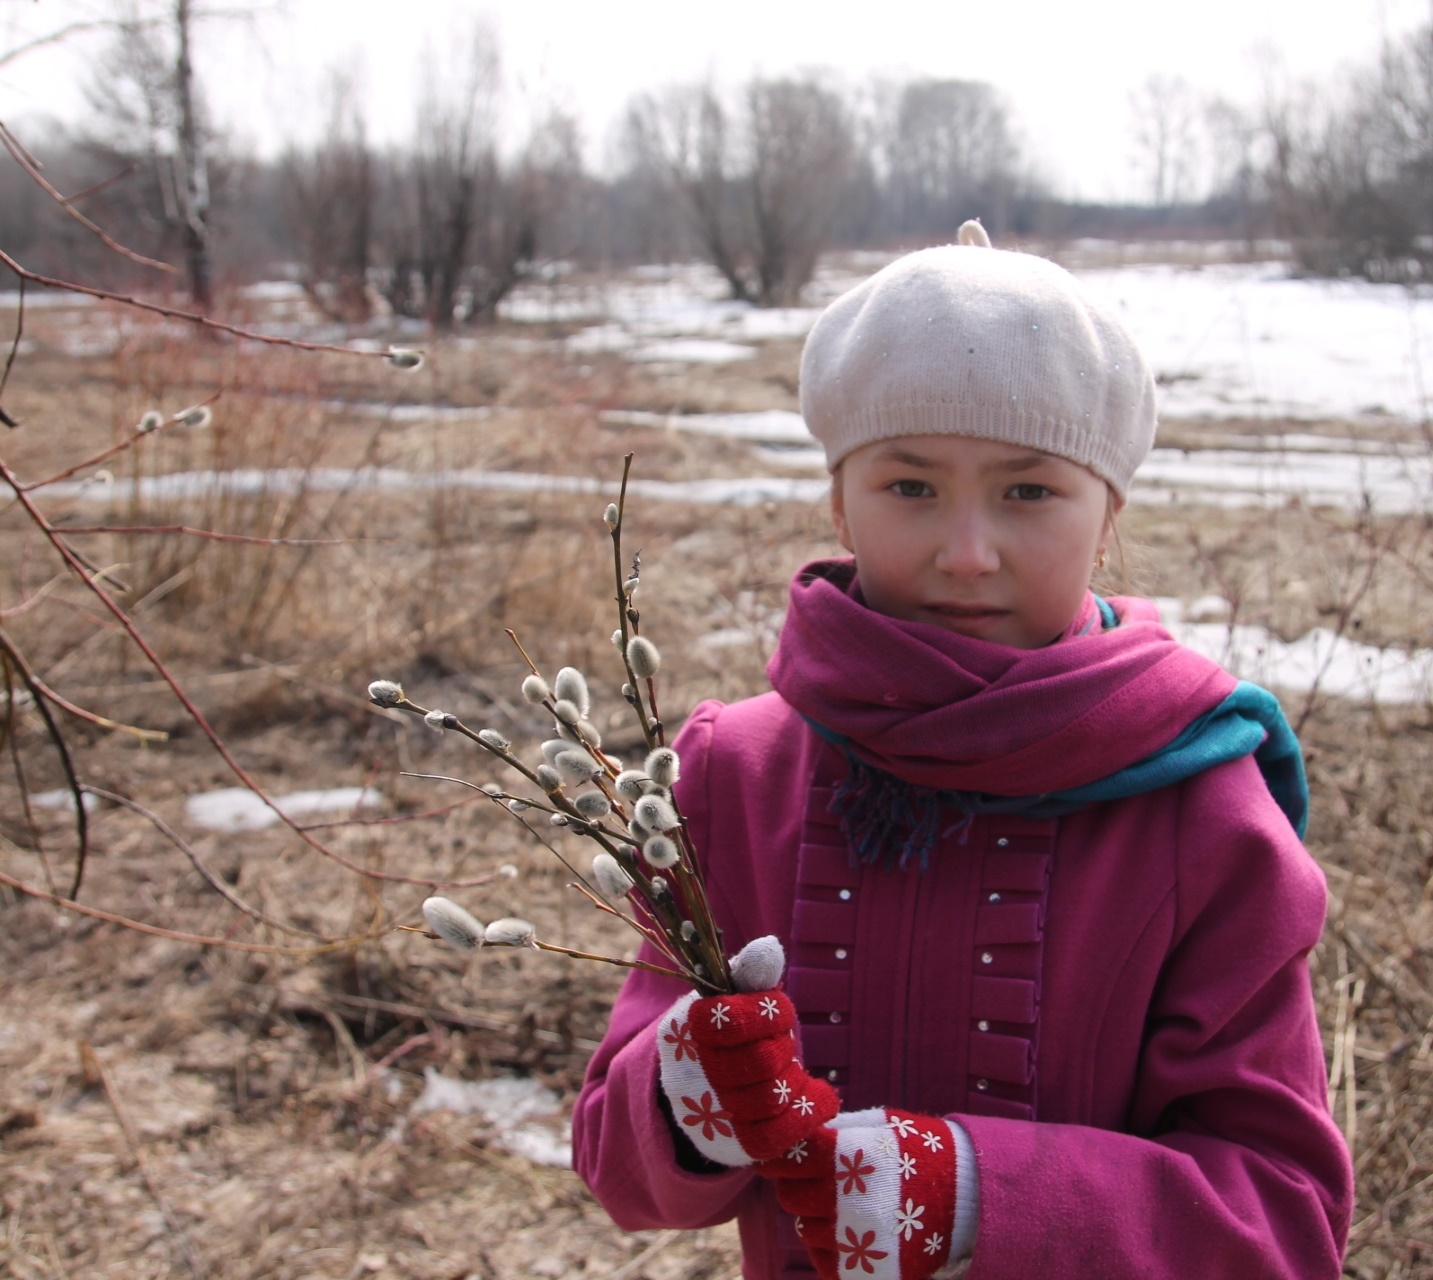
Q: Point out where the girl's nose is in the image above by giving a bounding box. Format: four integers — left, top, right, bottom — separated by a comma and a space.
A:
934, 515, 1000, 577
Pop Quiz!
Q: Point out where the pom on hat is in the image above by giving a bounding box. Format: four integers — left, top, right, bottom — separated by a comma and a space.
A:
798, 228, 1157, 498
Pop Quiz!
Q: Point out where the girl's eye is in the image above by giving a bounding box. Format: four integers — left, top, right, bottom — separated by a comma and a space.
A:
890, 479, 932, 499
1008, 483, 1051, 502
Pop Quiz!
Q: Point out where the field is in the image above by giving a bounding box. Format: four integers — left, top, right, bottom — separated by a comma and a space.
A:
1, 252, 1432, 1279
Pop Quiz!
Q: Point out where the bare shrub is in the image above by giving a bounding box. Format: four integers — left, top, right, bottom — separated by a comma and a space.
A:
280, 72, 375, 325
1262, 23, 1433, 281
376, 24, 578, 329
624, 74, 854, 306
881, 79, 1021, 239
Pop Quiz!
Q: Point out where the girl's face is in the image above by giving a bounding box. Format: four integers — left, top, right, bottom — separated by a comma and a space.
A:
830, 435, 1116, 649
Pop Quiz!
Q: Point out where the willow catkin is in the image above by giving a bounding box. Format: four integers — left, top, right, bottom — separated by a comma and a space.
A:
554, 667, 591, 717
627, 636, 661, 679
422, 897, 484, 951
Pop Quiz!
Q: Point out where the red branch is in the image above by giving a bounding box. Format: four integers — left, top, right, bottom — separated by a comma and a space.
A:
0, 121, 174, 274
0, 247, 419, 362
0, 457, 497, 890
19, 399, 213, 491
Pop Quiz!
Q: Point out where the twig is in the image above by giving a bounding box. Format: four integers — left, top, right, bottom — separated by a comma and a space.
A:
0, 247, 413, 362
2, 652, 55, 895
0, 271, 22, 422
0, 458, 495, 888
264, 985, 602, 1053
0, 121, 174, 273
0, 627, 87, 897
79, 1040, 205, 1280
81, 785, 319, 938
605, 1231, 681, 1280
320, 1008, 368, 1086
0, 20, 161, 72
64, 161, 140, 205
531, 938, 693, 984
20, 395, 218, 491
2, 641, 168, 744
55, 525, 348, 546
298, 794, 481, 831
0, 569, 62, 619
0, 867, 388, 957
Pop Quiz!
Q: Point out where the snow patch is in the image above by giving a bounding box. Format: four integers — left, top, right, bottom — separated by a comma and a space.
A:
34, 466, 831, 510
601, 408, 813, 444
411, 1069, 571, 1168
184, 786, 384, 833
326, 401, 494, 424
630, 339, 756, 363
31, 788, 99, 814
1155, 599, 1433, 704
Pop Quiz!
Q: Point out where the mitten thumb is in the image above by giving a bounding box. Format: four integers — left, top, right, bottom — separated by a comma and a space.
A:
730, 935, 785, 992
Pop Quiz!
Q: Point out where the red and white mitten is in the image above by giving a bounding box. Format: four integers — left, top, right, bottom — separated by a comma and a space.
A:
759, 1107, 962, 1280
656, 936, 841, 1166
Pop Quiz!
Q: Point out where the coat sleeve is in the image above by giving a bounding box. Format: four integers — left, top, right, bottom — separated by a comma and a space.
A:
960, 760, 1353, 1279
571, 701, 760, 1231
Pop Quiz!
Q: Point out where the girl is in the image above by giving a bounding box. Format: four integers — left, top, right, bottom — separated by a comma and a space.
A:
572, 226, 1353, 1279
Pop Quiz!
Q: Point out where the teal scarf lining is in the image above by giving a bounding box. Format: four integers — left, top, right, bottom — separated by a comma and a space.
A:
806, 597, 1309, 868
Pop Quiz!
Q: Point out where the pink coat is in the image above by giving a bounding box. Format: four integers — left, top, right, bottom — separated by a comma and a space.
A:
572, 578, 1352, 1279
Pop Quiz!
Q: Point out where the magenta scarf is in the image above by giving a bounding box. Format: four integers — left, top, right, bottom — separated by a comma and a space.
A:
767, 559, 1237, 797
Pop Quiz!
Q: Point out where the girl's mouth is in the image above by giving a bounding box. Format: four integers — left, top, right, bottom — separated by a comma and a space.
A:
922, 604, 1012, 627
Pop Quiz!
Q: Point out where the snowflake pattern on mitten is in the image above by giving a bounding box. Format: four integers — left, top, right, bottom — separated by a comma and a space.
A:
760, 1107, 960, 1280
656, 984, 840, 1167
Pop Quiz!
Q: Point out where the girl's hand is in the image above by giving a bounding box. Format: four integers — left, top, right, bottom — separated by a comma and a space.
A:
759, 1107, 963, 1280
655, 936, 840, 1166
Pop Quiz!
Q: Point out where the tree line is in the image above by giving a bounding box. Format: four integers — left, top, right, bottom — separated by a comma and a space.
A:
2, 13, 1430, 326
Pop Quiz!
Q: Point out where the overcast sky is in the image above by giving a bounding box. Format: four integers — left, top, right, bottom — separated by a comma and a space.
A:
1, 0, 1427, 201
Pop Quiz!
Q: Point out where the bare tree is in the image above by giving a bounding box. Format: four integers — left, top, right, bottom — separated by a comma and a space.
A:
1258, 26, 1433, 281
280, 71, 374, 324
376, 25, 573, 328
172, 0, 210, 310
1200, 96, 1266, 252
623, 75, 853, 306
623, 83, 751, 299
1128, 73, 1204, 207
883, 79, 1020, 239
82, 1, 218, 308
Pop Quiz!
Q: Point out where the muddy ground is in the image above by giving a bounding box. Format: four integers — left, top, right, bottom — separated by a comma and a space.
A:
1, 282, 1430, 1279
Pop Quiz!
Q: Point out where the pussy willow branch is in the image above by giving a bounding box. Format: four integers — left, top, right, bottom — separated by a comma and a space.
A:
0, 460, 493, 889
0, 248, 411, 361
500, 631, 620, 784
402, 770, 689, 972
0, 627, 88, 897
19, 396, 215, 491
608, 466, 729, 985
0, 121, 174, 274
610, 454, 658, 754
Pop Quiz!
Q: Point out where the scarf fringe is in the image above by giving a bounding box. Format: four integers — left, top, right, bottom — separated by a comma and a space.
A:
830, 750, 970, 870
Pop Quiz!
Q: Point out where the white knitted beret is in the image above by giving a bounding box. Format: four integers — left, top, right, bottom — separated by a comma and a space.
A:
799, 225, 1157, 497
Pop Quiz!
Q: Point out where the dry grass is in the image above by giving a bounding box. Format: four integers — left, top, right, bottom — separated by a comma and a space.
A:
1, 303, 1430, 1279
